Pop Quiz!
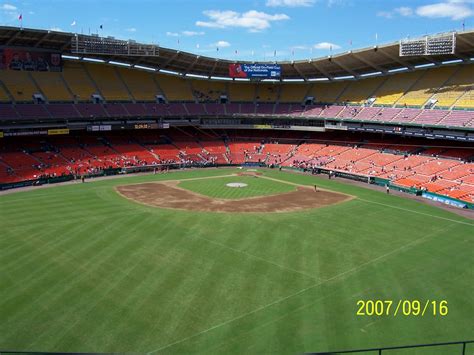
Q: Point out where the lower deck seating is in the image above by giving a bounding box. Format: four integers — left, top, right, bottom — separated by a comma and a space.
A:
1, 131, 473, 204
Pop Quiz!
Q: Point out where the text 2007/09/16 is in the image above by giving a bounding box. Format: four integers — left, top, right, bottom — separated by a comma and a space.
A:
356, 300, 448, 317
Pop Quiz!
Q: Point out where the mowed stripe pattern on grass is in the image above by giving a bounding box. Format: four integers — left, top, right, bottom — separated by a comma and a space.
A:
0, 168, 473, 354
178, 175, 295, 199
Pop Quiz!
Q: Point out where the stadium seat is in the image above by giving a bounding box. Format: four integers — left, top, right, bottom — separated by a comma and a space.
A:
156, 74, 195, 102
85, 63, 132, 101
228, 82, 256, 102
279, 83, 308, 103
433, 64, 474, 108
397, 66, 457, 107
191, 79, 227, 102
62, 62, 99, 102
309, 81, 349, 104
118, 67, 162, 101
373, 70, 424, 106
338, 76, 386, 104
30, 71, 73, 102
0, 70, 39, 102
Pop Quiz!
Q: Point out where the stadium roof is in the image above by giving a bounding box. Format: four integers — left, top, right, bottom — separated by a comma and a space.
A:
1, 26, 474, 81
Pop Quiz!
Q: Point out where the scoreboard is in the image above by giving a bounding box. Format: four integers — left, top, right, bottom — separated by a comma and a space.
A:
400, 32, 455, 57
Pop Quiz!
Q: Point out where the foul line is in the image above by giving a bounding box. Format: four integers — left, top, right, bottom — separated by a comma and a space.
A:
146, 223, 450, 354
356, 198, 474, 227
260, 175, 474, 227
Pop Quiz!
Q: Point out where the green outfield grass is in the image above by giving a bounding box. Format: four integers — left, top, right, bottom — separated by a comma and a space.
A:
0, 168, 473, 354
178, 175, 295, 199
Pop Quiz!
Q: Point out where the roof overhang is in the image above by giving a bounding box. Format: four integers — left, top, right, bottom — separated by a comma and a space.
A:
1, 26, 474, 80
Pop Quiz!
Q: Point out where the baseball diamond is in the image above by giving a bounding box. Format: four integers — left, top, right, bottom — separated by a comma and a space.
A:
1, 7, 474, 355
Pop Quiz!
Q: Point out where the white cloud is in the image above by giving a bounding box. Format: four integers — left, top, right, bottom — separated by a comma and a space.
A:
416, 1, 474, 20
211, 40, 231, 48
313, 42, 341, 50
1, 3, 17, 11
126, 27, 137, 32
379, 1, 473, 21
49, 27, 63, 32
395, 6, 413, 16
166, 31, 179, 37
182, 30, 205, 36
266, 0, 315, 7
196, 10, 289, 32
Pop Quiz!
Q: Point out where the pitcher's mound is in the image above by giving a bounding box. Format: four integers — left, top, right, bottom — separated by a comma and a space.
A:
116, 181, 352, 213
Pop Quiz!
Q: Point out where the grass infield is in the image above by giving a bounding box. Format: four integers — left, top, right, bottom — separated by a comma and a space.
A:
0, 168, 473, 354
178, 175, 295, 199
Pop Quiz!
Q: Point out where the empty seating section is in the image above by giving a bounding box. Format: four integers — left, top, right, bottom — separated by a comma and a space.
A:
191, 80, 227, 102
2, 60, 474, 109
30, 71, 72, 102
118, 68, 161, 101
397, 66, 456, 106
279, 84, 308, 103
1, 131, 473, 203
156, 74, 194, 101
256, 84, 278, 102
338, 76, 386, 104
228, 83, 256, 102
0, 70, 38, 102
0, 84, 11, 102
62, 62, 98, 101
439, 110, 474, 127
434, 65, 474, 108
85, 63, 131, 101
373, 71, 423, 106
309, 81, 348, 104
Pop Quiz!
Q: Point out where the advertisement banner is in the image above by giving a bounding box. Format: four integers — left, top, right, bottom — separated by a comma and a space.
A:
422, 192, 467, 208
229, 63, 281, 78
47, 128, 70, 135
0, 48, 62, 72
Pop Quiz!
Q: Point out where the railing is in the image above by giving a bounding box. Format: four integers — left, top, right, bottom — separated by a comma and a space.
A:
310, 340, 474, 354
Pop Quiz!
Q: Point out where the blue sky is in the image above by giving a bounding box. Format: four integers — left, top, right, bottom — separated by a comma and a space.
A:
0, 0, 472, 61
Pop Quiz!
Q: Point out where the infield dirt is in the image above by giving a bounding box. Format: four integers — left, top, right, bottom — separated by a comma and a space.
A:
116, 178, 352, 213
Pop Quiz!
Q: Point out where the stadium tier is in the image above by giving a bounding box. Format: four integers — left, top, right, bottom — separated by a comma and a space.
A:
1, 102, 473, 127
1, 129, 473, 204
2, 62, 474, 113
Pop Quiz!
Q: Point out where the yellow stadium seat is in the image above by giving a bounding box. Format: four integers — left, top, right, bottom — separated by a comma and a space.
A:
30, 71, 73, 102
118, 67, 161, 101
191, 79, 227, 102
62, 62, 98, 101
228, 82, 256, 102
434, 64, 474, 108
156, 74, 194, 101
309, 81, 349, 104
398, 66, 457, 107
279, 83, 308, 103
85, 63, 131, 101
373, 70, 424, 106
256, 83, 278, 102
338, 76, 386, 104
0, 70, 38, 102
0, 83, 11, 102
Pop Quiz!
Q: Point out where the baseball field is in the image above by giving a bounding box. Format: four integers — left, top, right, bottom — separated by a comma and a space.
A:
1, 168, 473, 354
